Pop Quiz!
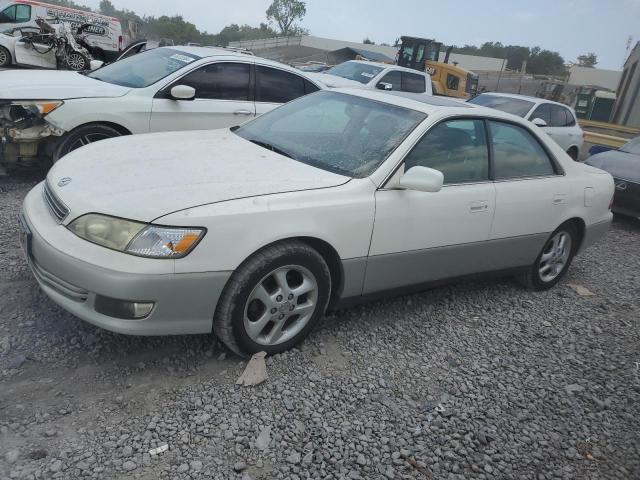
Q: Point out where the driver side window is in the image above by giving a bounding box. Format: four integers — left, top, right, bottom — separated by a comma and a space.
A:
404, 119, 489, 184
0, 5, 30, 23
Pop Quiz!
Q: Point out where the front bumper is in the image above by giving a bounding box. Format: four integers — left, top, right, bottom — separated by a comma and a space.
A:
21, 185, 231, 336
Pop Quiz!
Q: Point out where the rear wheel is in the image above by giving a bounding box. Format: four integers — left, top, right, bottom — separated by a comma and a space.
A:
0, 46, 11, 67
53, 124, 123, 162
214, 241, 331, 356
517, 223, 577, 290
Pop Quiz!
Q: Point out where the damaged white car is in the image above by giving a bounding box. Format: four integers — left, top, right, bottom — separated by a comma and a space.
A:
0, 45, 322, 172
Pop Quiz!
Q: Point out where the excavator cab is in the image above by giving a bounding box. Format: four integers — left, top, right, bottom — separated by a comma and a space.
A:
397, 36, 478, 99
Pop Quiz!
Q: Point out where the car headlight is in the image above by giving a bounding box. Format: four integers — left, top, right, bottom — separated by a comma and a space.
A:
9, 100, 63, 119
67, 214, 205, 258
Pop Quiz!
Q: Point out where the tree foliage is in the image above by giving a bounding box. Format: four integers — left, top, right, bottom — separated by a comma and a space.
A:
452, 41, 566, 75
266, 0, 307, 36
576, 53, 598, 68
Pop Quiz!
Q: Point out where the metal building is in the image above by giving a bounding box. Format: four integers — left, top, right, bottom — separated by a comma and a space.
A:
611, 42, 640, 127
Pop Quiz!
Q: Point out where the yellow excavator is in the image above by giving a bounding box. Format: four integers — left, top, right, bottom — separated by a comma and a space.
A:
396, 36, 479, 99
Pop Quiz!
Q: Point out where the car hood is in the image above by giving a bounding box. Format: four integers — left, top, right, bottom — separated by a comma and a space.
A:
47, 129, 350, 223
585, 150, 640, 182
306, 72, 366, 88
0, 70, 130, 100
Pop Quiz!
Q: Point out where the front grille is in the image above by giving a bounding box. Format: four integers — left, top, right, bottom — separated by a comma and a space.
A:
43, 181, 69, 223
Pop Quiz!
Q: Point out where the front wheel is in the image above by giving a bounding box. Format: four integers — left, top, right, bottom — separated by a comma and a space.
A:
65, 50, 89, 71
214, 241, 331, 356
517, 223, 577, 290
53, 124, 123, 162
0, 46, 12, 67
567, 147, 579, 161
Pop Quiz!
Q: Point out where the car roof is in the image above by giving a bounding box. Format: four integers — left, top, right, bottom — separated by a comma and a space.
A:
477, 92, 572, 109
156, 45, 319, 80
345, 59, 426, 75
332, 87, 522, 121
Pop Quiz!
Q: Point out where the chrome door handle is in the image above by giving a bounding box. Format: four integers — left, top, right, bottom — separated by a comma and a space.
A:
469, 201, 489, 213
234, 109, 253, 116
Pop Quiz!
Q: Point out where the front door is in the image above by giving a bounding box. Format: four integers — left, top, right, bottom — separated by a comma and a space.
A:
365, 118, 496, 293
150, 61, 255, 132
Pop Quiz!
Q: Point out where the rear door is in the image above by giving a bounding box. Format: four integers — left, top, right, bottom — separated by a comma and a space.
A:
488, 120, 568, 266
254, 64, 320, 117
150, 61, 255, 132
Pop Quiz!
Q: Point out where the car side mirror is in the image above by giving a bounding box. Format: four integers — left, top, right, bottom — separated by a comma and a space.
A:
89, 59, 104, 70
399, 166, 444, 193
532, 117, 547, 127
170, 85, 196, 100
376, 82, 393, 91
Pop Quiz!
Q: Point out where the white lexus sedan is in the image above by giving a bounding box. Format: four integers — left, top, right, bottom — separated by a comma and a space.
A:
21, 89, 614, 356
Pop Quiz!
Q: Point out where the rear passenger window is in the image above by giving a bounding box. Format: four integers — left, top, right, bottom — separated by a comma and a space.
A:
564, 108, 576, 126
176, 62, 250, 100
401, 72, 426, 93
489, 121, 555, 178
404, 119, 489, 184
379, 71, 402, 90
256, 66, 306, 103
0, 4, 31, 23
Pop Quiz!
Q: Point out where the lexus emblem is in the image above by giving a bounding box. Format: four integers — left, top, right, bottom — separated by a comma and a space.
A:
58, 177, 72, 187
615, 181, 627, 191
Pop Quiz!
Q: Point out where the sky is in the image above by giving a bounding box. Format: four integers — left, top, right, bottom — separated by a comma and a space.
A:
81, 0, 640, 70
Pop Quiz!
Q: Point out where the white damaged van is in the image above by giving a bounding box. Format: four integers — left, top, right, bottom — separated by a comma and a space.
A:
0, 0, 124, 61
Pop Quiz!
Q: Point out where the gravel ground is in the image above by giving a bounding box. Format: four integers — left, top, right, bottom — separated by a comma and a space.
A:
1, 172, 639, 480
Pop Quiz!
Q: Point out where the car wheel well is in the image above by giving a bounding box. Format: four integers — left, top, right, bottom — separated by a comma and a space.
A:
71, 121, 132, 136
241, 237, 344, 310
560, 217, 585, 252
566, 146, 579, 160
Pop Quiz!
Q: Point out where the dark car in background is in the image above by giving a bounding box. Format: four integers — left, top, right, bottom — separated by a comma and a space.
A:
585, 137, 640, 218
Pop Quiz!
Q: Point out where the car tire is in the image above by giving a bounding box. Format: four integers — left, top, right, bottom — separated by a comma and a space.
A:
567, 147, 579, 161
65, 51, 89, 71
53, 124, 123, 162
213, 241, 331, 357
517, 222, 578, 291
0, 46, 11, 67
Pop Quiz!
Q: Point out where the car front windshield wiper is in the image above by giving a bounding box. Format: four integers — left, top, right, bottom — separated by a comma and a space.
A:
248, 139, 295, 160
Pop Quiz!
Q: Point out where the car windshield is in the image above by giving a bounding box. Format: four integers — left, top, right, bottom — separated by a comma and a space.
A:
235, 91, 427, 178
86, 48, 201, 88
468, 94, 535, 117
326, 61, 385, 84
620, 137, 640, 155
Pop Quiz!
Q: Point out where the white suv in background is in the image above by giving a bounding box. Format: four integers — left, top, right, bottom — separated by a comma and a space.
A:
307, 60, 433, 96
469, 93, 584, 160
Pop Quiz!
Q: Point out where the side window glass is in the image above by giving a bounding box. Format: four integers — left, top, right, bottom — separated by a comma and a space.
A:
446, 73, 459, 90
15, 4, 30, 22
489, 121, 555, 178
256, 66, 305, 103
401, 72, 426, 93
564, 108, 576, 126
0, 6, 16, 22
303, 79, 319, 94
176, 63, 250, 100
549, 105, 567, 127
379, 70, 401, 90
530, 104, 551, 124
404, 119, 489, 184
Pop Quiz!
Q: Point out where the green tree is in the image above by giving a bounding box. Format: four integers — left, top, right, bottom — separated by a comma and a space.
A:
98, 0, 117, 16
576, 53, 598, 68
266, 0, 306, 36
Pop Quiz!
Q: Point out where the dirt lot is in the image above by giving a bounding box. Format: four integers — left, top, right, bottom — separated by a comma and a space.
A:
1, 171, 639, 480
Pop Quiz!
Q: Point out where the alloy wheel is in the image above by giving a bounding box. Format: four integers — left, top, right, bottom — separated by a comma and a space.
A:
0, 50, 7, 66
538, 231, 572, 282
67, 132, 113, 152
67, 53, 86, 71
243, 265, 318, 346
